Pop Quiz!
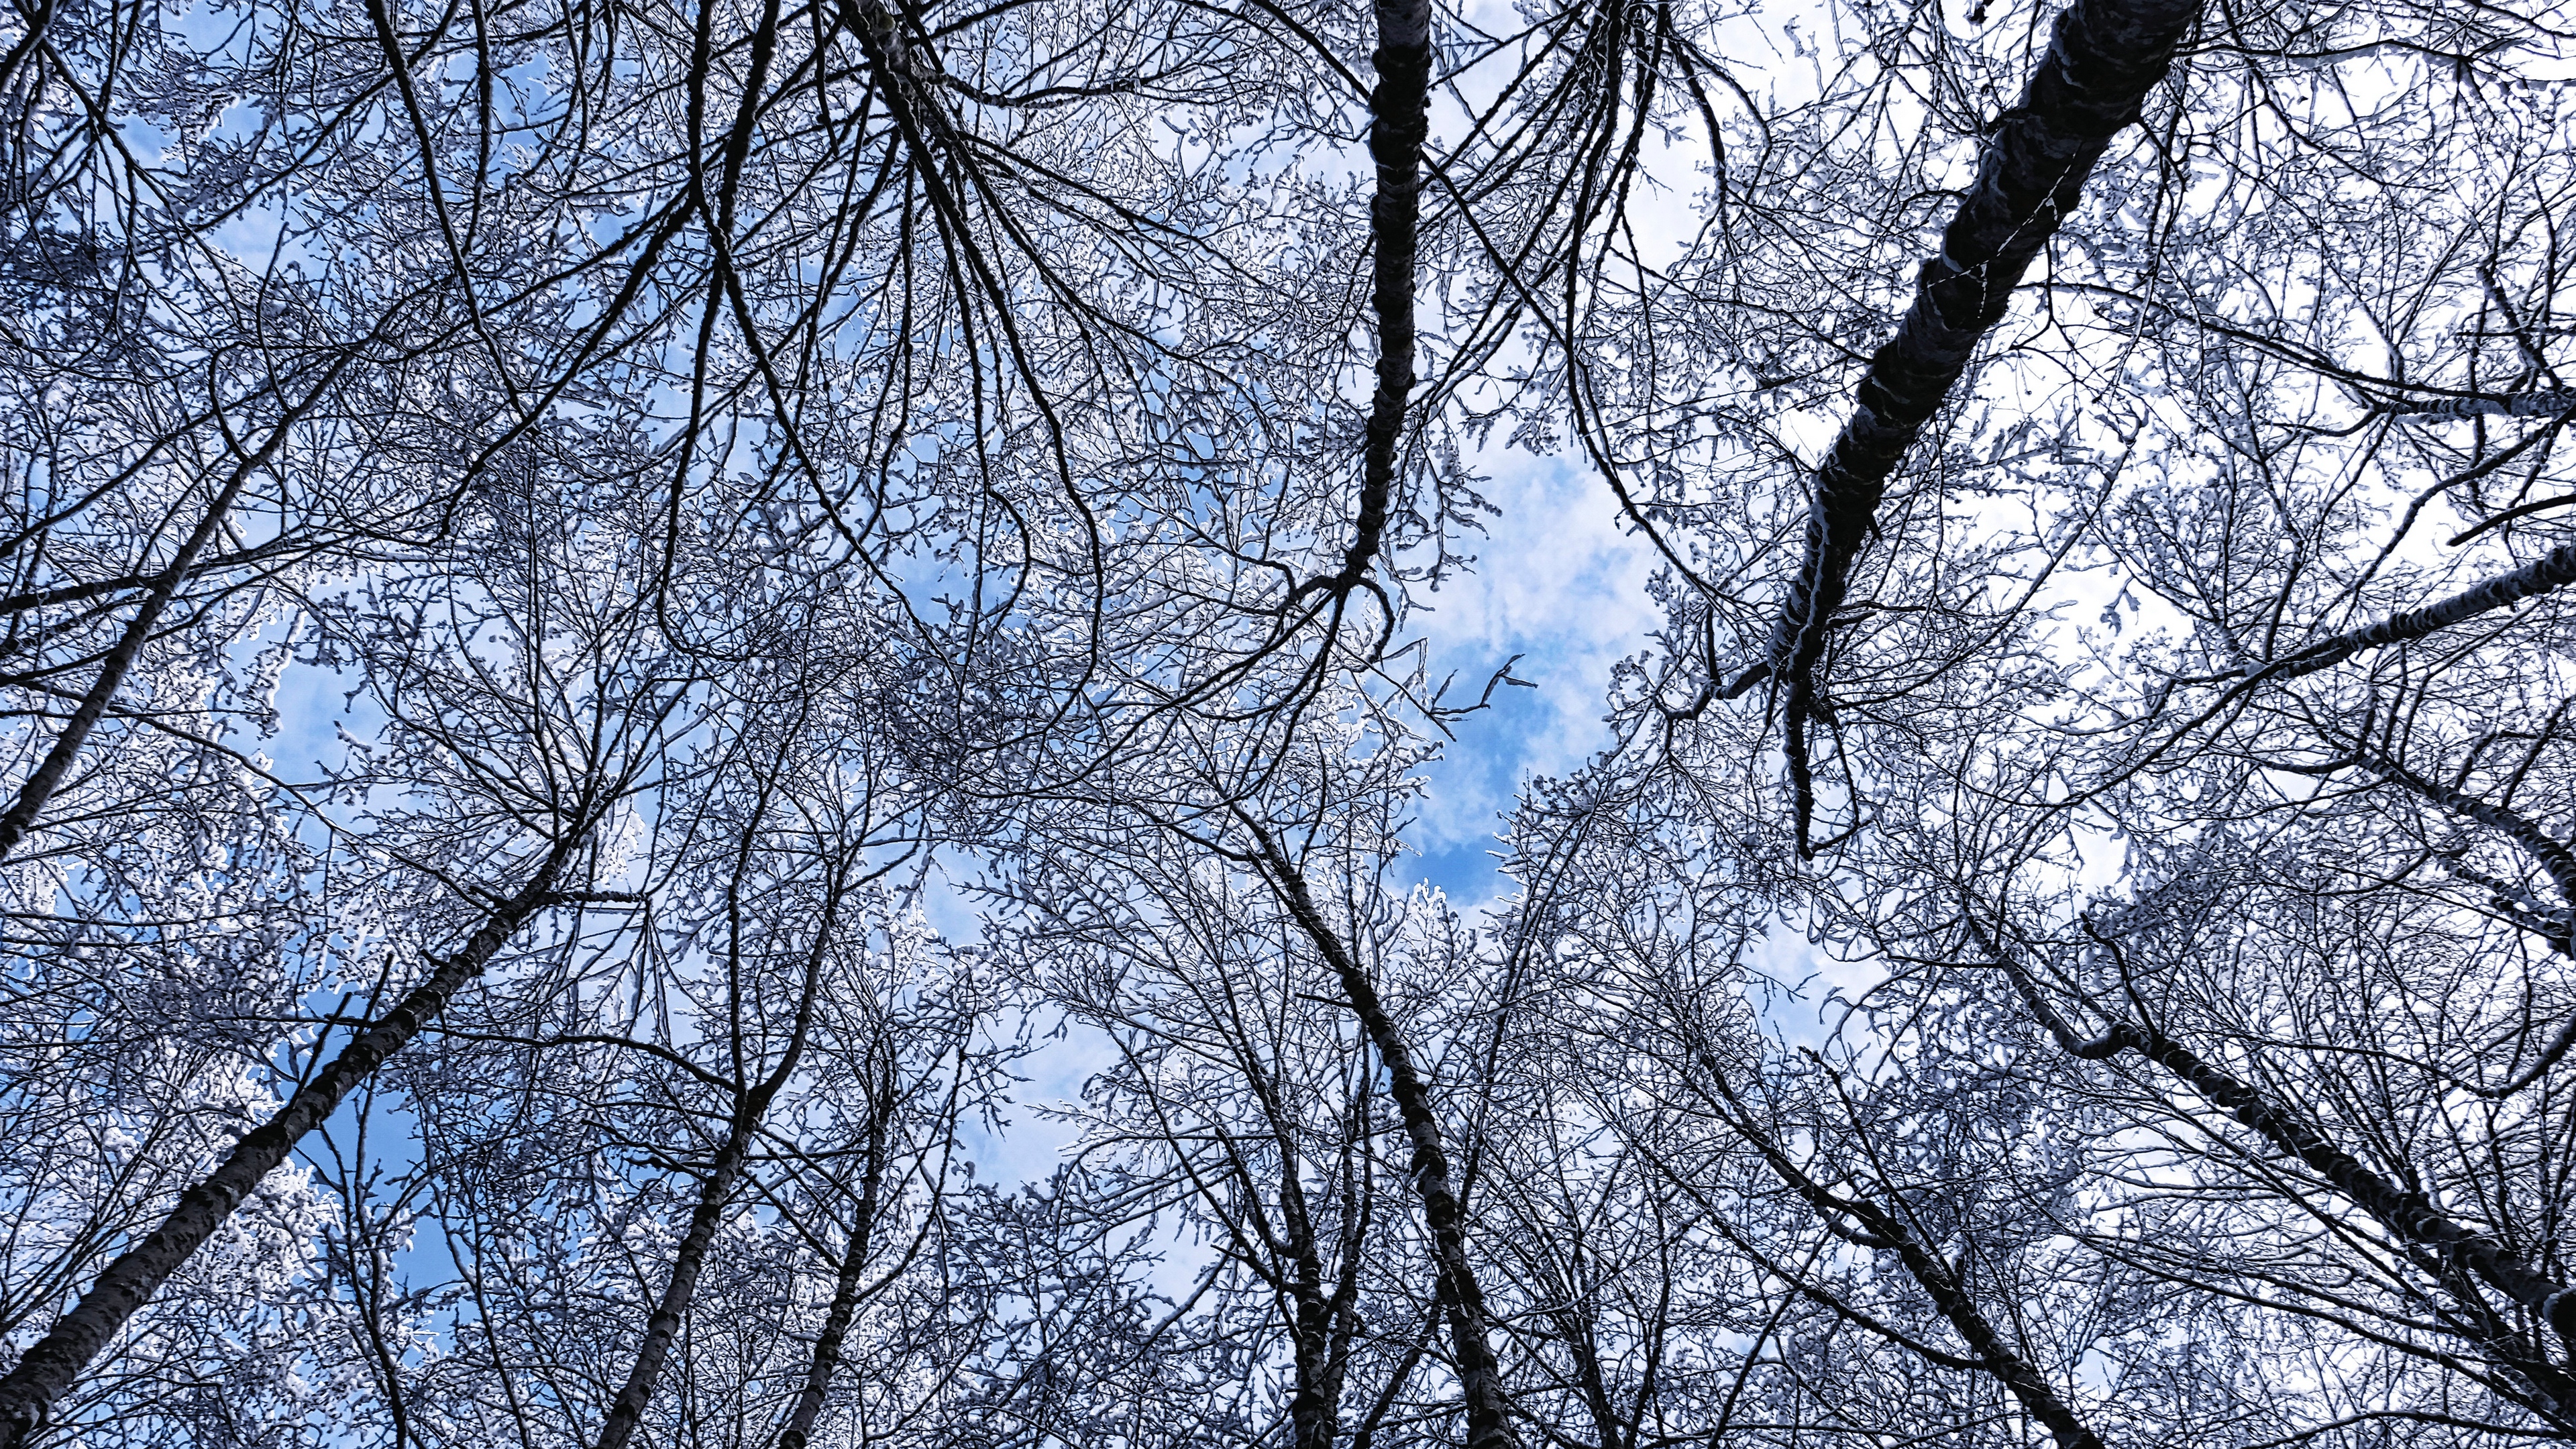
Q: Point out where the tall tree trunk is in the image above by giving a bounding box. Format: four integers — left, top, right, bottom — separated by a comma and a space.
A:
1286, 1261, 1343, 1449
1281, 1159, 1344, 1449
771, 1202, 879, 1449
1257, 837, 1516, 1449
1759, 0, 2200, 851
593, 1119, 755, 1449
0, 357, 352, 862
600, 857, 839, 1449
2271, 541, 2576, 680
0, 841, 578, 1449
1289, 1093, 1374, 1449
773, 1059, 895, 1449
1684, 1042, 2108, 1449
1324, 0, 1430, 595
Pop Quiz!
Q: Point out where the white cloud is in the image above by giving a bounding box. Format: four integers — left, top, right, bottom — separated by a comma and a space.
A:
1401, 446, 1663, 899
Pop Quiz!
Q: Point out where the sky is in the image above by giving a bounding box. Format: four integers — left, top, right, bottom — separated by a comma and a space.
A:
1395, 448, 1663, 908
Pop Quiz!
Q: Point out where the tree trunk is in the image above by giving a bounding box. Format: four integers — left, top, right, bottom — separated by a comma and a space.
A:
593, 1120, 755, 1449
0, 357, 352, 862
602, 854, 838, 1449
1260, 841, 1516, 1449
772, 1218, 874, 1449
1993, 936, 2576, 1416
2271, 541, 2576, 680
0, 843, 576, 1449
1325, 0, 1430, 594
1685, 1042, 2107, 1449
1761, 0, 2200, 848
773, 1069, 894, 1449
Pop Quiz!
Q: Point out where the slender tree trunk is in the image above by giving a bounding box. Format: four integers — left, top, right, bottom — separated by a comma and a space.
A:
773, 1076, 894, 1449
1293, 1099, 1373, 1449
1282, 1166, 1342, 1449
1321, 0, 1430, 594
1992, 935, 2576, 1415
771, 1220, 874, 1449
2359, 751, 2576, 908
0, 358, 352, 862
1287, 1288, 1339, 1449
2390, 389, 2576, 421
0, 842, 576, 1449
602, 855, 840, 1449
1258, 839, 1515, 1449
2271, 541, 2576, 680
1554, 1304, 1629, 1449
594, 1118, 755, 1449
1870, 1213, 2105, 1449
1684, 1042, 2107, 1449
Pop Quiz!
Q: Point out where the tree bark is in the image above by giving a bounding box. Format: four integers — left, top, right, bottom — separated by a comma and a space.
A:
592, 1120, 756, 1449
1285, 1190, 1342, 1449
2390, 389, 2576, 421
1257, 839, 1516, 1449
0, 843, 577, 1449
1338, 0, 1430, 591
598, 851, 837, 1449
2361, 751, 2576, 911
1289, 0, 1428, 602
773, 1062, 895, 1449
1760, 0, 2200, 848
1289, 1097, 1373, 1449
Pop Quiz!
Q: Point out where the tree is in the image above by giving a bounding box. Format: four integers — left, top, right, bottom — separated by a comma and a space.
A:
12, 0, 2576, 1446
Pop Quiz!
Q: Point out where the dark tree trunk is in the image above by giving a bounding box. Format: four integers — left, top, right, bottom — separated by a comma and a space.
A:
1762, 0, 2201, 849
1686, 1042, 2108, 1449
1260, 841, 1517, 1449
1342, 0, 1430, 590
593, 1120, 755, 1449
0, 356, 352, 862
1994, 938, 2576, 1419
2272, 542, 2576, 680
599, 842, 838, 1449
774, 1062, 896, 1449
0, 844, 578, 1449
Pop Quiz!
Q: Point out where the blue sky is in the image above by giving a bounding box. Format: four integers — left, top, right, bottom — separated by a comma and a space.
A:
1393, 447, 1660, 909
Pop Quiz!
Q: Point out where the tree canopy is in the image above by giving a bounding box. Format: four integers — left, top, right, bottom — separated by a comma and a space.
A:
4, 0, 2576, 1446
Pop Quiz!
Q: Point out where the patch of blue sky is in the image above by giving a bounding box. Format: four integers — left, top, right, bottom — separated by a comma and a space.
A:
1392, 445, 1658, 910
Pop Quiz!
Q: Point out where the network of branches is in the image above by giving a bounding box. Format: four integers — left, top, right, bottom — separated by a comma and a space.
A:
1, 0, 2573, 1446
